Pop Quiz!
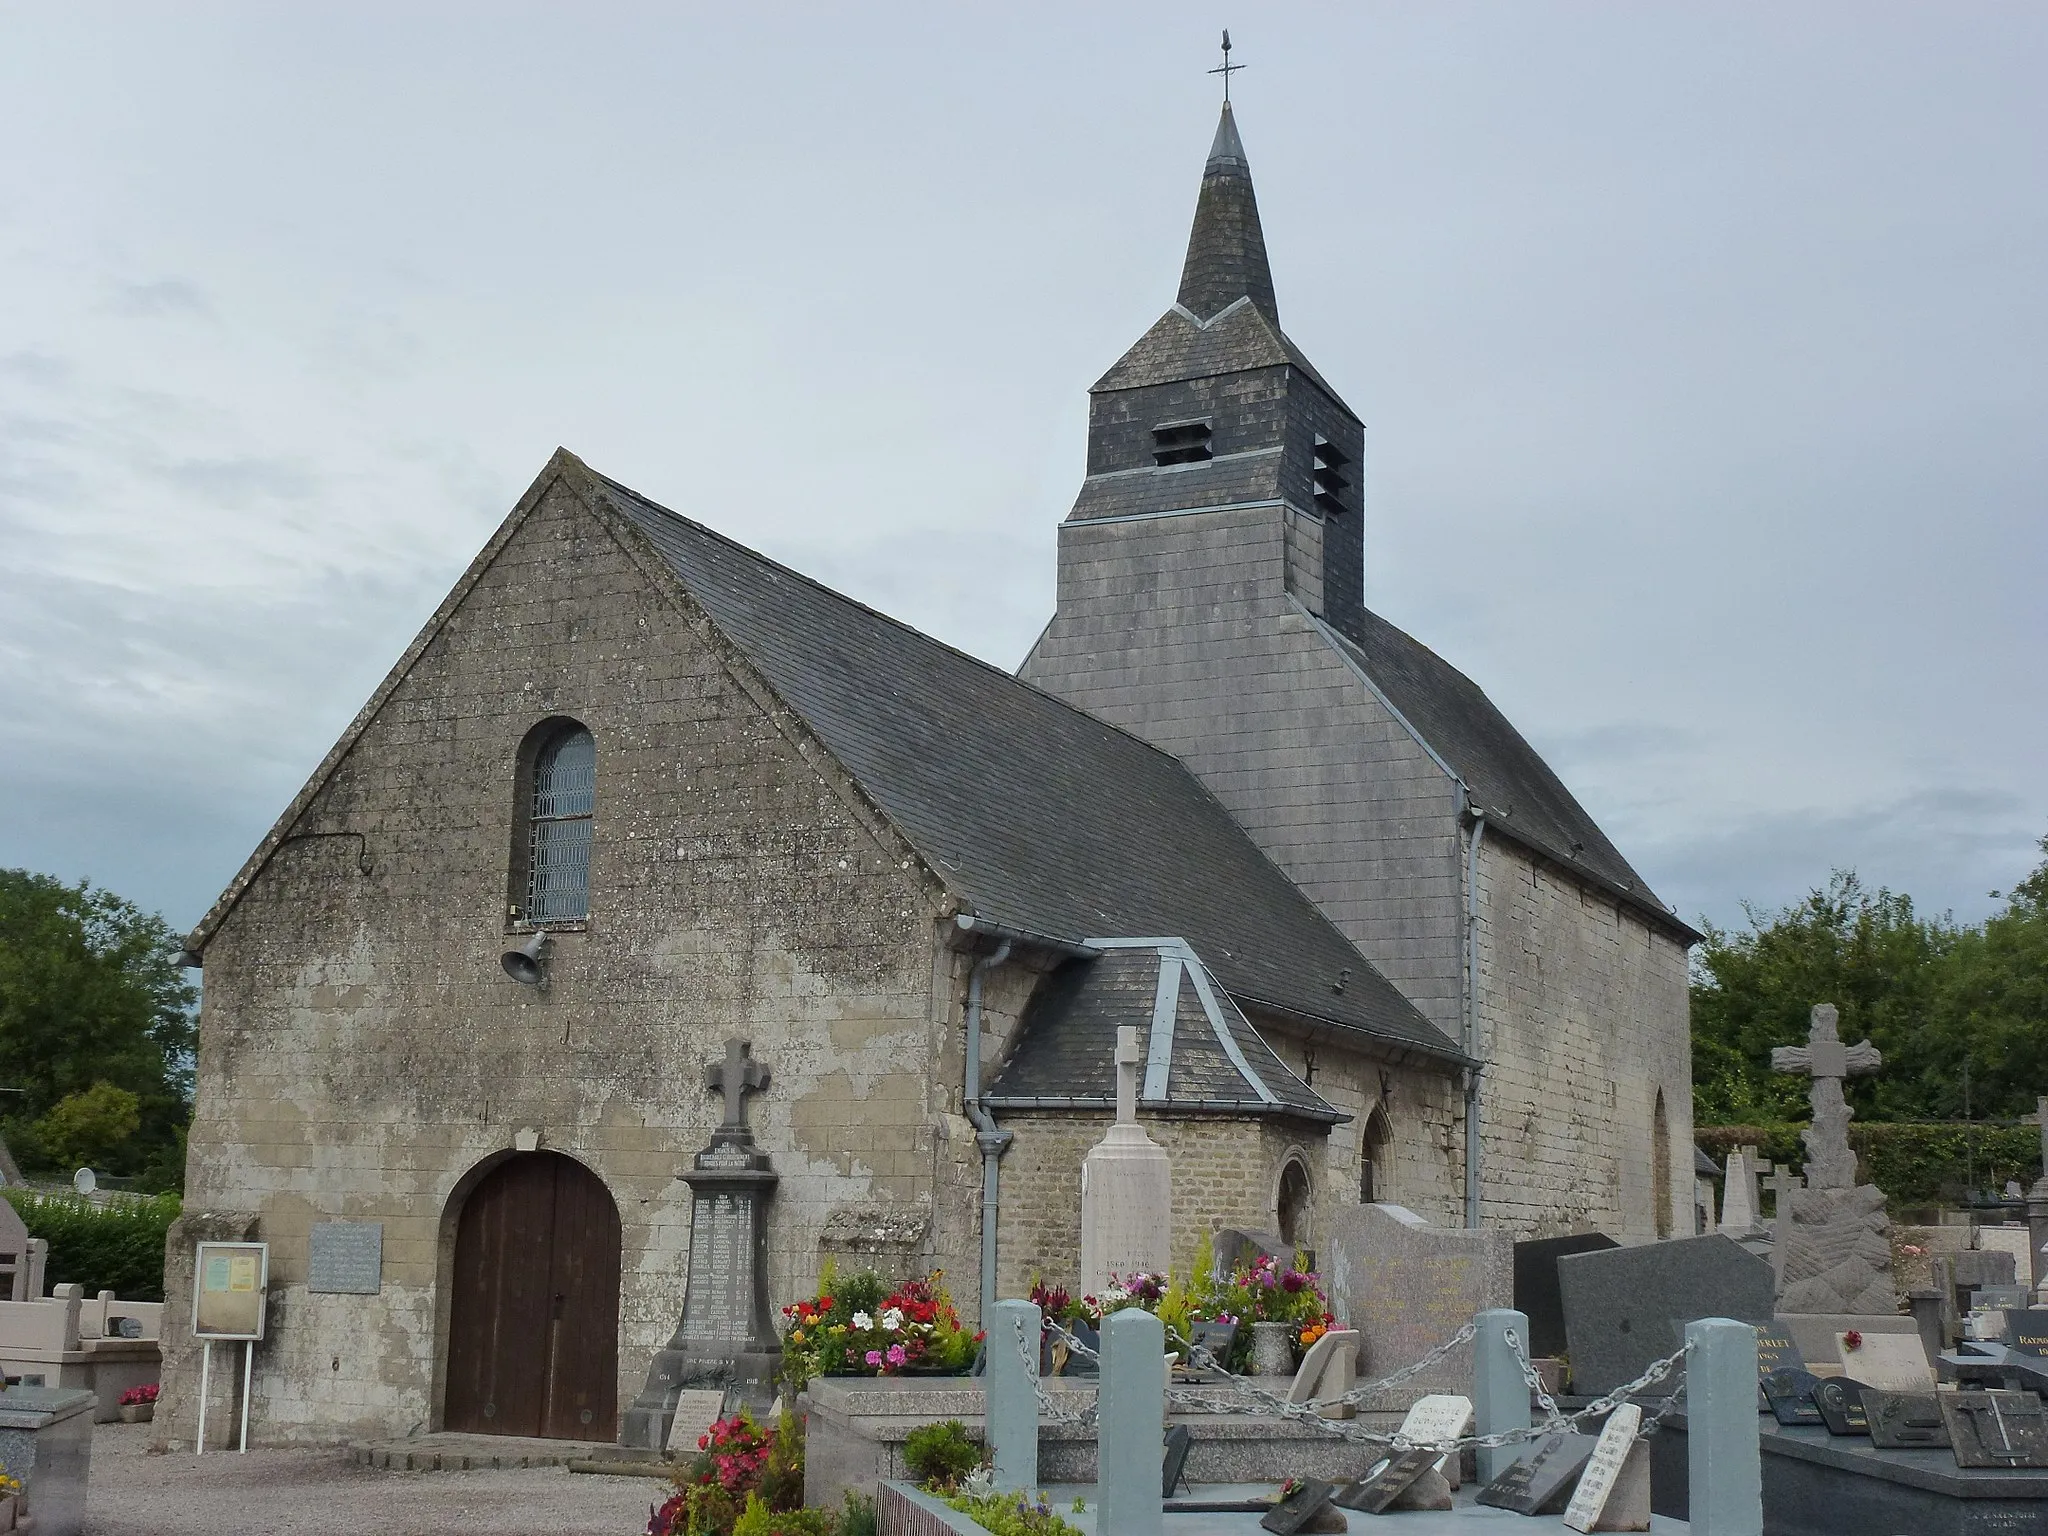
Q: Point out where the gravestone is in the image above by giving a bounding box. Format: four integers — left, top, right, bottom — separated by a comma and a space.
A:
1719, 1147, 1762, 1235
1771, 1004, 1897, 1315
1563, 1400, 1651, 1533
1078, 1026, 1171, 1289
1213, 1228, 1287, 1281
1475, 1432, 1597, 1515
307, 1221, 382, 1295
622, 1039, 782, 1452
1940, 1389, 2048, 1468
1812, 1376, 1871, 1435
1283, 1327, 1357, 1418
1836, 1331, 1933, 1393
1558, 1232, 1773, 1395
1395, 1393, 1472, 1488
1863, 1390, 1951, 1450
1512, 1232, 1618, 1359
1333, 1450, 1446, 1513
1323, 1203, 1509, 1401
1762, 1369, 1826, 1427
1258, 1478, 1338, 1534
2009, 1306, 2048, 1357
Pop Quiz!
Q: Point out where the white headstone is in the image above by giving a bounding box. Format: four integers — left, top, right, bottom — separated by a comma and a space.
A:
1078, 1026, 1172, 1289
1398, 1392, 1475, 1488
1835, 1332, 1933, 1393
1563, 1400, 1650, 1532
665, 1389, 728, 1454
1718, 1149, 1756, 1234
1286, 1328, 1360, 1420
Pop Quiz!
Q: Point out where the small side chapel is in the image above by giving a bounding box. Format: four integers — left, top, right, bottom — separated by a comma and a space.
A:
160, 100, 1696, 1448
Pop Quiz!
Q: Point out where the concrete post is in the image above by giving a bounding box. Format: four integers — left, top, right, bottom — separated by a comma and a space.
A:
1472, 1307, 1531, 1483
1685, 1317, 1762, 1536
1096, 1307, 1165, 1536
987, 1300, 1041, 1493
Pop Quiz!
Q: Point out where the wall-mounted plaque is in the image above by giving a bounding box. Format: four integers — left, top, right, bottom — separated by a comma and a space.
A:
308, 1222, 383, 1295
193, 1240, 269, 1340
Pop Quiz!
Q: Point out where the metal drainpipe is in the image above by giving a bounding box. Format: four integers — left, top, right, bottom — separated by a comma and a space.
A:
1464, 804, 1488, 1229
964, 940, 1014, 1324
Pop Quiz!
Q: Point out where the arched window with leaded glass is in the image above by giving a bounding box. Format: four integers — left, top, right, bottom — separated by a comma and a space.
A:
516, 722, 595, 924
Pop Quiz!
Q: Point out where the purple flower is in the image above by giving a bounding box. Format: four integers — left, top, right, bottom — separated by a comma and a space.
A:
886, 1344, 908, 1366
864, 1349, 884, 1367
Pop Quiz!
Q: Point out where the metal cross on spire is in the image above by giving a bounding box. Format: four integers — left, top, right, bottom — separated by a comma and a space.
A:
1209, 29, 1244, 103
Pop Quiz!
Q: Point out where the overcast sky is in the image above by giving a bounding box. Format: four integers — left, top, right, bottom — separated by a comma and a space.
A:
3, 3, 2044, 943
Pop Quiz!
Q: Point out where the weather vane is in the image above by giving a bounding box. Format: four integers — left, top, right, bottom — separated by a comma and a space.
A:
1209, 29, 1244, 104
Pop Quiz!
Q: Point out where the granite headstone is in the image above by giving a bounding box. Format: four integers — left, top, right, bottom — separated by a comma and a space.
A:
1558, 1232, 1774, 1395
1324, 1203, 1510, 1402
1512, 1232, 1619, 1359
1474, 1432, 1597, 1515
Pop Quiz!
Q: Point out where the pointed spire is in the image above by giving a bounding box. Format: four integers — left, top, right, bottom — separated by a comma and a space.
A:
1175, 103, 1277, 325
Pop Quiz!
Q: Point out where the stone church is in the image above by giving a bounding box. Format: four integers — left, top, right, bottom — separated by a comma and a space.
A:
161, 103, 1695, 1448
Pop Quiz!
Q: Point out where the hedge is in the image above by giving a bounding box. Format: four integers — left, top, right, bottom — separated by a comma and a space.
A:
2, 1189, 179, 1301
1696, 1123, 2040, 1208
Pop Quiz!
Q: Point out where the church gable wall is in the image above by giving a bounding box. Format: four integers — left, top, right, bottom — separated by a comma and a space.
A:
166, 477, 959, 1445
1473, 834, 1693, 1241
1022, 507, 1468, 1036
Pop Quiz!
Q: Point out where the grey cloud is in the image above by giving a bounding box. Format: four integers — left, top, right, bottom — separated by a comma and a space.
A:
106, 278, 212, 318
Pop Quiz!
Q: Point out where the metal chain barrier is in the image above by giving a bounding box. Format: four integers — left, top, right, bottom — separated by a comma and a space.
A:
1030, 1315, 1691, 1455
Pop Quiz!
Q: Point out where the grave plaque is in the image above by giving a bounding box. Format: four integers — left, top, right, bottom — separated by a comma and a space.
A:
1162, 1425, 1193, 1497
1395, 1392, 1473, 1488
2008, 1307, 2048, 1358
1475, 1432, 1597, 1515
1812, 1377, 1872, 1436
1756, 1322, 1806, 1379
1259, 1478, 1337, 1534
1333, 1450, 1442, 1513
1762, 1368, 1826, 1427
622, 1039, 782, 1452
307, 1221, 383, 1295
1563, 1401, 1650, 1533
1940, 1390, 2048, 1469
1863, 1390, 1952, 1450
1836, 1332, 1933, 1393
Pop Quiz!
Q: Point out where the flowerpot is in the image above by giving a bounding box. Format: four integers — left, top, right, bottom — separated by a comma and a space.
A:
1250, 1321, 1295, 1376
119, 1403, 155, 1423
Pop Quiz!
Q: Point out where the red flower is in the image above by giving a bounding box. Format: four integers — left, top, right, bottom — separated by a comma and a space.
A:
1843, 1330, 1863, 1351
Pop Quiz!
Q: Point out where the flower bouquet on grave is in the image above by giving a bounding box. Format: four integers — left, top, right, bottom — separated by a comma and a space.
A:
779, 1262, 980, 1385
1213, 1252, 1333, 1371
117, 1382, 159, 1423
648, 1409, 812, 1536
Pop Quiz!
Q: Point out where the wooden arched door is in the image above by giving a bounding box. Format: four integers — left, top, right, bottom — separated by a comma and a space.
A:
445, 1152, 621, 1439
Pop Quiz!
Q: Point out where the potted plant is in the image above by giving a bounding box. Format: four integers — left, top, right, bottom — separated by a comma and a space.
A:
779, 1264, 981, 1389
118, 1383, 159, 1424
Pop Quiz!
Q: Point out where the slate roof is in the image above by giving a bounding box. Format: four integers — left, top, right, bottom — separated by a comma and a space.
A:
1068, 446, 1286, 524
597, 472, 1466, 1063
1322, 608, 1696, 939
985, 940, 1341, 1122
1178, 104, 1278, 325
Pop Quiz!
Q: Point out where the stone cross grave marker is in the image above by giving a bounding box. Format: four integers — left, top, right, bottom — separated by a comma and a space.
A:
621, 1038, 781, 1451
1763, 1165, 1804, 1227
707, 1038, 770, 1136
1771, 1004, 1882, 1189
1078, 1025, 1171, 1288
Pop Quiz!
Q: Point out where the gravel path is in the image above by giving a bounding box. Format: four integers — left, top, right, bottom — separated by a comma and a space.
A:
86, 1421, 661, 1536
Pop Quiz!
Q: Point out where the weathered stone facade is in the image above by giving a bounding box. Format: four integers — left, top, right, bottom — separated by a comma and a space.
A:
164, 474, 975, 1445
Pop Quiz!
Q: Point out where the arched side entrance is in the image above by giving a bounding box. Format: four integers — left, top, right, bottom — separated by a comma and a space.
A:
445, 1151, 621, 1440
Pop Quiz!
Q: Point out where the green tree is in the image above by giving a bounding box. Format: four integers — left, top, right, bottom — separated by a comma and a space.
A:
0, 871, 196, 1186
33, 1082, 142, 1171
1692, 841, 2048, 1126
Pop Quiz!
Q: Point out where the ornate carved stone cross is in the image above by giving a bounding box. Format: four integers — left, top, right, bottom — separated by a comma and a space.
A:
706, 1038, 770, 1135
1771, 1004, 1882, 1190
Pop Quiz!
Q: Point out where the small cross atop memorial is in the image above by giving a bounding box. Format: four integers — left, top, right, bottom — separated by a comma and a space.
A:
1771, 1004, 1881, 1189
707, 1038, 770, 1141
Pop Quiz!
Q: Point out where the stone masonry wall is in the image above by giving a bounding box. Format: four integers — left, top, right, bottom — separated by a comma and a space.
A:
162, 470, 970, 1446
1022, 500, 1694, 1245
1474, 835, 1694, 1241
